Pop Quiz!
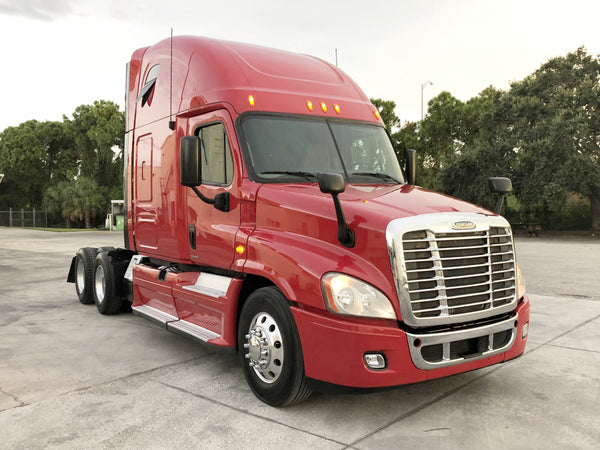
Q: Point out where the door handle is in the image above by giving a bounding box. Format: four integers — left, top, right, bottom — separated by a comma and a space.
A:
189, 224, 196, 250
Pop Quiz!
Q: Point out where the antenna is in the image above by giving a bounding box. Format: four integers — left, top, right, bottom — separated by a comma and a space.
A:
168, 28, 175, 130
335, 48, 338, 67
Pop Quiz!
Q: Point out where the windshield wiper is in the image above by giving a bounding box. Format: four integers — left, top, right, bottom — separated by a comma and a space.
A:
351, 172, 402, 183
259, 171, 317, 180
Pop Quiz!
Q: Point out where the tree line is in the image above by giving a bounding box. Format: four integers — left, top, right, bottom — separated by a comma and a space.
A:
1, 48, 598, 230
375, 46, 600, 232
0, 101, 124, 228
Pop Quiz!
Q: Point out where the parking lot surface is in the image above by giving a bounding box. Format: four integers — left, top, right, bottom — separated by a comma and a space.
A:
0, 228, 598, 449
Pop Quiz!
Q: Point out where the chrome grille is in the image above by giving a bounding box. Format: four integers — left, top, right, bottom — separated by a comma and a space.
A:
387, 213, 518, 327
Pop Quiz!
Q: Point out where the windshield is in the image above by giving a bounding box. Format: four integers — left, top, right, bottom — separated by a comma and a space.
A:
240, 116, 405, 184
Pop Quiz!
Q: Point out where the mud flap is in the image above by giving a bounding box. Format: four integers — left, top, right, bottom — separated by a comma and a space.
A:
66, 256, 77, 283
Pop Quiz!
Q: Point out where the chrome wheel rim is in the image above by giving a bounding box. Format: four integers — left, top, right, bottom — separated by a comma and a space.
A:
244, 312, 284, 384
76, 259, 85, 293
94, 265, 105, 305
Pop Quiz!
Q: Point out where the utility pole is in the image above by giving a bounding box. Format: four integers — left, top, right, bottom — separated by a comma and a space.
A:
421, 81, 433, 121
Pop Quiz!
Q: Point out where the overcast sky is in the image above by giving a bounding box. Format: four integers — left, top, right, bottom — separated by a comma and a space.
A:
1, 0, 599, 131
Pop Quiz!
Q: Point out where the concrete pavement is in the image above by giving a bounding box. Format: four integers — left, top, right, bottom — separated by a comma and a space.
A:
0, 228, 598, 449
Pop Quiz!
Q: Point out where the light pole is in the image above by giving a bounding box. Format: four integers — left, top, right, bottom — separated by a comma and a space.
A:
421, 80, 433, 121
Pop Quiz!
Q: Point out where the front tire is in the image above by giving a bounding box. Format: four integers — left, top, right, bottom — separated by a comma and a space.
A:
238, 287, 311, 407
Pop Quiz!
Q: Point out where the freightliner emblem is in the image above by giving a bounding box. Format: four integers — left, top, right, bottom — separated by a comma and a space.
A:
451, 220, 476, 230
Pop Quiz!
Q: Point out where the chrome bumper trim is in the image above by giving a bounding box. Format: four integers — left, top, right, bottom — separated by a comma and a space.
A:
406, 314, 518, 370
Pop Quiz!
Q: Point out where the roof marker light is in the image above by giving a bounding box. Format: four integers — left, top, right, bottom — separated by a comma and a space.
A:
306, 100, 313, 111
248, 95, 255, 107
334, 104, 341, 114
320, 102, 328, 113
373, 109, 381, 120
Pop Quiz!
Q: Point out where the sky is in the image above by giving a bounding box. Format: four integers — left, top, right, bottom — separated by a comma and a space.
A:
1, 0, 600, 132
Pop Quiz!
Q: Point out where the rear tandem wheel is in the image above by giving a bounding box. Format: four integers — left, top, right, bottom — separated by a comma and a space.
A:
93, 251, 122, 315
74, 247, 97, 304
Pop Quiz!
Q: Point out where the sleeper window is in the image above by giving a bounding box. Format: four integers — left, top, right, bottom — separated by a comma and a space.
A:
137, 65, 160, 107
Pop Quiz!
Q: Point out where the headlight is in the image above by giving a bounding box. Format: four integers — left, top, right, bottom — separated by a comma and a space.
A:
321, 273, 397, 320
516, 264, 526, 299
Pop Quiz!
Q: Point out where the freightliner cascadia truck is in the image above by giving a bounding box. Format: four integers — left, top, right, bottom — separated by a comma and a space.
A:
68, 36, 529, 406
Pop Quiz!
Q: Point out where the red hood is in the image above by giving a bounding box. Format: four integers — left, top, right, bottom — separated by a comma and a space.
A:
338, 183, 490, 220
255, 183, 492, 237
252, 182, 495, 312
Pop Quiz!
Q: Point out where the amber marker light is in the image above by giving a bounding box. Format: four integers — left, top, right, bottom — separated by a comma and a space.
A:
248, 95, 255, 107
373, 109, 381, 120
306, 100, 314, 111
334, 104, 341, 114
235, 245, 246, 255
320, 102, 328, 113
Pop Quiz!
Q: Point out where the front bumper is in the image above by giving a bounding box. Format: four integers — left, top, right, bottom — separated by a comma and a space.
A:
292, 296, 530, 388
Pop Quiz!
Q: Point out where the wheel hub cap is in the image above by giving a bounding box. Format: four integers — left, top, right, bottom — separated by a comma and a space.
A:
244, 312, 284, 384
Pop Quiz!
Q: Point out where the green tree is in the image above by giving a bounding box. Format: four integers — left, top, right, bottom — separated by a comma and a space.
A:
439, 86, 517, 213
63, 100, 124, 189
39, 121, 77, 184
508, 47, 600, 230
416, 91, 467, 191
372, 49, 599, 231
0, 100, 124, 227
44, 177, 108, 228
0, 120, 53, 209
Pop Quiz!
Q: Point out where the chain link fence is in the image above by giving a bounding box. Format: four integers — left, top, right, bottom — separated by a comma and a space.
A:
0, 208, 48, 228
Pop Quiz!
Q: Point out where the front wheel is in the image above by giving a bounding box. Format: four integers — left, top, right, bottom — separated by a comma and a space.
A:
238, 287, 311, 407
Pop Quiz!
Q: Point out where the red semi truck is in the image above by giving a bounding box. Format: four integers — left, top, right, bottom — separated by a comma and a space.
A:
68, 36, 529, 406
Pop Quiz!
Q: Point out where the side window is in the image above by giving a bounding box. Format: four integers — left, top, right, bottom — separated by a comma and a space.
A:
198, 123, 234, 186
137, 65, 160, 107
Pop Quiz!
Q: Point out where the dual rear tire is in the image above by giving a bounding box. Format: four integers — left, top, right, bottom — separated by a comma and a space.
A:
74, 247, 121, 315
93, 249, 122, 315
75, 247, 97, 304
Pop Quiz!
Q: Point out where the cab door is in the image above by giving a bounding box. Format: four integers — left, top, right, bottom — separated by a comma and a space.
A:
185, 111, 240, 270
